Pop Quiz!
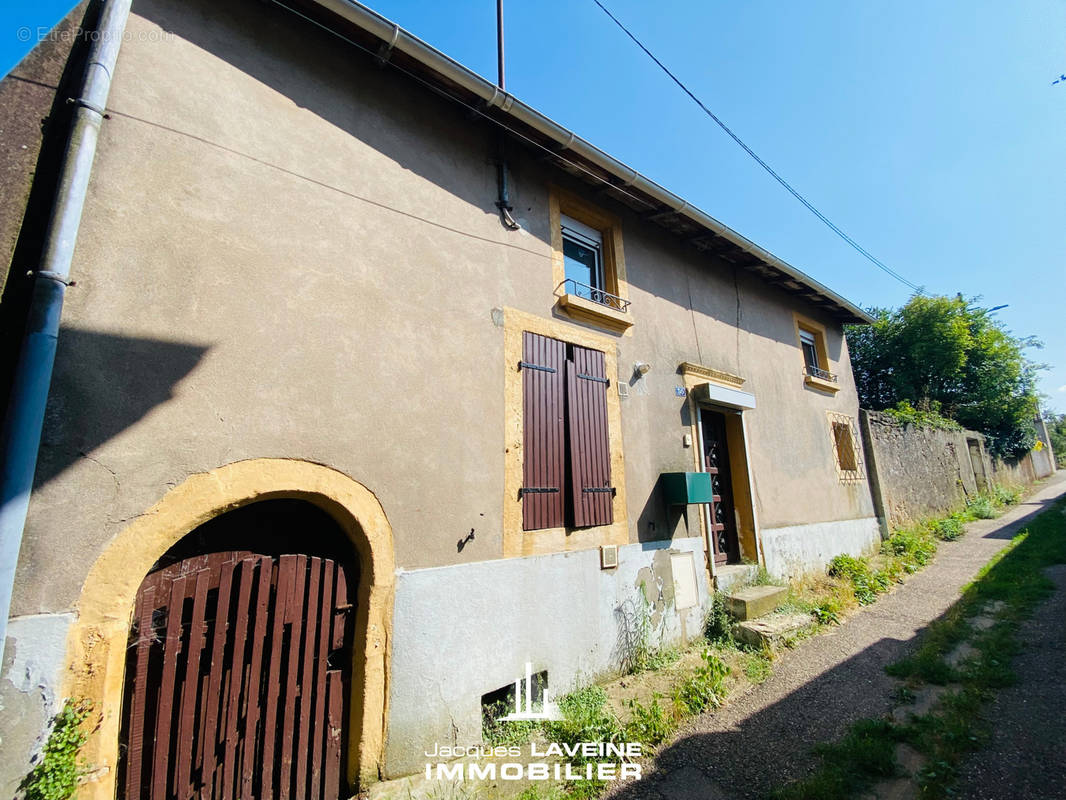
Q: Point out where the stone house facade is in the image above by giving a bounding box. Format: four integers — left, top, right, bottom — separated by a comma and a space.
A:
0, 0, 881, 796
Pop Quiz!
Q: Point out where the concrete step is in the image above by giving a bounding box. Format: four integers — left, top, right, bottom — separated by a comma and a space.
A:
725, 584, 788, 621
714, 563, 758, 593
736, 612, 813, 648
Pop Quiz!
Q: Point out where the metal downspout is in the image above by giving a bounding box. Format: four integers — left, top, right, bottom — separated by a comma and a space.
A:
0, 0, 132, 665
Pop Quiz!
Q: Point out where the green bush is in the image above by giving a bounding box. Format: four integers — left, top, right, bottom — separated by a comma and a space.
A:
545, 685, 622, 753
966, 496, 997, 520
22, 699, 93, 800
884, 527, 937, 568
672, 649, 730, 716
624, 694, 675, 746
482, 698, 540, 746
931, 516, 965, 540
812, 598, 842, 625
828, 555, 877, 605
991, 484, 1021, 506
704, 592, 734, 645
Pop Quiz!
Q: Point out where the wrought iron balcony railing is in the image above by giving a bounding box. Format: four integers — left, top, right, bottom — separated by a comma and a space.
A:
560, 279, 631, 313
805, 364, 838, 383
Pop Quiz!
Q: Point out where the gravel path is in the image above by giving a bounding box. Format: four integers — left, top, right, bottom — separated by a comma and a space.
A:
952, 561, 1066, 800
607, 473, 1066, 800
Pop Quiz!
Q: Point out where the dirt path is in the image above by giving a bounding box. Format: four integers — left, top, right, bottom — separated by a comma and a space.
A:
606, 473, 1066, 800
951, 561, 1066, 800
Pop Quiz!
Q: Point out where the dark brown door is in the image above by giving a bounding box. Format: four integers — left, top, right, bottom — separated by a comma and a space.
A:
701, 409, 739, 564
119, 550, 351, 800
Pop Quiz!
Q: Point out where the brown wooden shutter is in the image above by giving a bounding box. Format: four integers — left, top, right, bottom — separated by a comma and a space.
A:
521, 332, 566, 530
567, 344, 614, 527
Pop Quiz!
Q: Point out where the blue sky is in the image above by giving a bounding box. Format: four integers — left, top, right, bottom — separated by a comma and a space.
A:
4, 1, 1065, 410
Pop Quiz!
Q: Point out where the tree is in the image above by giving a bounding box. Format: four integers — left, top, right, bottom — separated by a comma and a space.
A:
1046, 413, 1066, 469
845, 295, 1042, 459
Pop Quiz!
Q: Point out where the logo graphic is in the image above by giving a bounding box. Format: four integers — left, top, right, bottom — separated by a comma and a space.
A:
499, 662, 562, 721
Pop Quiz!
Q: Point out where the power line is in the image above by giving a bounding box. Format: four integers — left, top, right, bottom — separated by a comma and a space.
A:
592, 0, 924, 295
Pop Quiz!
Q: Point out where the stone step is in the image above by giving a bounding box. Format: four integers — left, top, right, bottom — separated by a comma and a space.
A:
725, 584, 788, 621
736, 612, 813, 648
714, 563, 758, 593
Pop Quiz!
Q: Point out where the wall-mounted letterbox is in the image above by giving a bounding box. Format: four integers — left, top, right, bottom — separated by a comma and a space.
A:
660, 471, 713, 505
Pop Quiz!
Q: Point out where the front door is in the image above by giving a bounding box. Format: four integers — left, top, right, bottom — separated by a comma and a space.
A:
700, 408, 739, 564
119, 549, 352, 800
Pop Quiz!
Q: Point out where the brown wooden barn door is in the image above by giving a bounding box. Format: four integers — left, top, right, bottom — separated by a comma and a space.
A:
700, 409, 739, 564
119, 550, 352, 800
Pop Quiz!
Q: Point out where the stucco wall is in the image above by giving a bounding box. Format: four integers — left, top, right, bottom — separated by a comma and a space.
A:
760, 518, 882, 580
384, 538, 707, 777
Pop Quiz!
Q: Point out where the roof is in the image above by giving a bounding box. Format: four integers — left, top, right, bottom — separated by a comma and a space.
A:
285, 0, 875, 325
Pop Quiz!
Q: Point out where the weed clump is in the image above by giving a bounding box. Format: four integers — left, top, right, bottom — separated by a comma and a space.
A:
21, 699, 94, 800
672, 649, 730, 716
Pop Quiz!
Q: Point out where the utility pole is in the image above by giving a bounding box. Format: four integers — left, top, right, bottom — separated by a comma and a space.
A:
497, 0, 505, 89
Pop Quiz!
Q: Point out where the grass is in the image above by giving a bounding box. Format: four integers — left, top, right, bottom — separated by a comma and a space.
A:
742, 651, 773, 683
772, 493, 1065, 800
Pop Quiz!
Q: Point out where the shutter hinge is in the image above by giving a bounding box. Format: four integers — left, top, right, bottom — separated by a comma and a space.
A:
582, 487, 616, 495
518, 361, 557, 373
577, 372, 610, 386
519, 487, 560, 497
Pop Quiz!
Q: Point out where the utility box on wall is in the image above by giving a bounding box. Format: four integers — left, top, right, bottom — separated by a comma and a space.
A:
660, 471, 713, 505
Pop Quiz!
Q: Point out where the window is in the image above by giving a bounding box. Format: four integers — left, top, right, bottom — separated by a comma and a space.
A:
799, 329, 820, 371
550, 189, 632, 333
794, 314, 838, 391
561, 215, 605, 300
828, 412, 864, 482
520, 331, 614, 531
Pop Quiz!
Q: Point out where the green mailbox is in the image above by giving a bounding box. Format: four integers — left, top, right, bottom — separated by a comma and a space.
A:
660, 471, 713, 505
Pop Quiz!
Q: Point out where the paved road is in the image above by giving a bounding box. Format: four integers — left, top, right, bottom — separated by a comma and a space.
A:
607, 473, 1066, 800
952, 560, 1066, 800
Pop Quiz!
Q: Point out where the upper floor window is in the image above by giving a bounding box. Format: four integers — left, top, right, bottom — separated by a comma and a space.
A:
799, 329, 820, 372
550, 188, 632, 333
794, 314, 839, 392
561, 215, 605, 300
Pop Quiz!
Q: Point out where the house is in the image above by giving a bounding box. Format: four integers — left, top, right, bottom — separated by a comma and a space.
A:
0, 0, 880, 797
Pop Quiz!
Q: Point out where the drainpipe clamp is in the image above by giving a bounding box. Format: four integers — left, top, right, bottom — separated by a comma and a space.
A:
28, 270, 76, 287
67, 96, 109, 118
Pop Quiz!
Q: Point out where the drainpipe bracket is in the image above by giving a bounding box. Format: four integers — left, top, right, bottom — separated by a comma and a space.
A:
66, 96, 108, 118
28, 270, 76, 287
374, 24, 400, 65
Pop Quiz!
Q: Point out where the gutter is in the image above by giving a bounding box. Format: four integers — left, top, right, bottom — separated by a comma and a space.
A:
0, 0, 132, 665
313, 0, 874, 325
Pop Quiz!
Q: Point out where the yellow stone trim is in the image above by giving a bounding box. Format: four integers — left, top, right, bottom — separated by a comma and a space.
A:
60, 458, 395, 798
549, 186, 632, 336
502, 307, 629, 558
558, 293, 634, 333
804, 374, 841, 393
678, 361, 745, 388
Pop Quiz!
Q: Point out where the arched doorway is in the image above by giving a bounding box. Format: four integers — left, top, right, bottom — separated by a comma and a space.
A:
60, 459, 395, 800
118, 500, 356, 799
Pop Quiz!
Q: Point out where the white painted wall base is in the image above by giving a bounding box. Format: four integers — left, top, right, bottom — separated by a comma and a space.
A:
759, 517, 882, 580
0, 613, 74, 797
383, 538, 708, 778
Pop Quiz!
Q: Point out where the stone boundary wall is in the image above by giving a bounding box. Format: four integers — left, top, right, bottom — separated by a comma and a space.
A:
860, 410, 1056, 532
860, 410, 992, 530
